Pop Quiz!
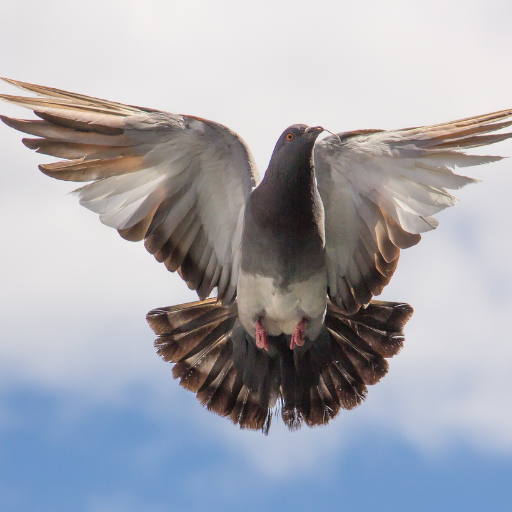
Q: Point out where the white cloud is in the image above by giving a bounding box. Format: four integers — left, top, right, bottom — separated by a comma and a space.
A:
0, 0, 512, 477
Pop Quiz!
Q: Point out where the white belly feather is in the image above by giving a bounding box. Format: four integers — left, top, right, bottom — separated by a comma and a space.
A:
237, 270, 327, 339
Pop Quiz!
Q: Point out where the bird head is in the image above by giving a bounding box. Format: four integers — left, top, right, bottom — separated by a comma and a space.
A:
268, 124, 324, 169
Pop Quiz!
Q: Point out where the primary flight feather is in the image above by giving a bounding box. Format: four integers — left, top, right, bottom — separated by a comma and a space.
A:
1, 78, 511, 433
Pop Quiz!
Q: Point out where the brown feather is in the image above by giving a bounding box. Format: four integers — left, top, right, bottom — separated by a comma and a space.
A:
144, 189, 196, 255
346, 256, 373, 305
198, 365, 244, 417
0, 115, 132, 146
38, 155, 146, 182
147, 298, 223, 335
333, 275, 359, 314
36, 111, 124, 135
432, 132, 512, 150
22, 138, 135, 161
327, 300, 412, 358
304, 385, 330, 427
383, 211, 422, 249
196, 253, 220, 300
154, 315, 226, 362
359, 198, 401, 263
329, 331, 368, 406
426, 120, 512, 143
0, 77, 144, 114
172, 330, 233, 393
179, 229, 210, 290
147, 297, 413, 433
0, 93, 134, 118
165, 216, 202, 272
153, 208, 198, 265
118, 207, 158, 242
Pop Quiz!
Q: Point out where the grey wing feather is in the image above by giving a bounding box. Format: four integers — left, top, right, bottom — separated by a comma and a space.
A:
0, 78, 260, 304
314, 109, 512, 313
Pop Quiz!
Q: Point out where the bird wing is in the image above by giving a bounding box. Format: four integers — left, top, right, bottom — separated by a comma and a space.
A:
314, 110, 512, 314
0, 78, 260, 305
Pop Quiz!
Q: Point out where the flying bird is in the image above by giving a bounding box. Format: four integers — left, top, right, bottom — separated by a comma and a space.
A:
1, 78, 511, 434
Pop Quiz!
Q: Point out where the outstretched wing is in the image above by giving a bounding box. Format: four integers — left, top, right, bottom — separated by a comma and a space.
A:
314, 110, 512, 314
0, 78, 260, 304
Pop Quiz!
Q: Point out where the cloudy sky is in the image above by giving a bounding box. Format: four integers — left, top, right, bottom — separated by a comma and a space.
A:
1, 0, 512, 510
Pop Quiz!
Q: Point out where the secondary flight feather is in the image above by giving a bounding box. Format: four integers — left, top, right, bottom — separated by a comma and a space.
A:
1, 78, 510, 433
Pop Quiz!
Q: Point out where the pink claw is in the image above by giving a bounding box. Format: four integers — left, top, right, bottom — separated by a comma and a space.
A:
290, 318, 307, 350
255, 319, 269, 351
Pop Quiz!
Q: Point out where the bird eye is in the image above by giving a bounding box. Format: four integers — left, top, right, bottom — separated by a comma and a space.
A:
286, 133, 294, 141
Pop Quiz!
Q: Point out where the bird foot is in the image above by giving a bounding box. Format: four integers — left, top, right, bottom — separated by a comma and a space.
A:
255, 319, 269, 351
290, 318, 307, 349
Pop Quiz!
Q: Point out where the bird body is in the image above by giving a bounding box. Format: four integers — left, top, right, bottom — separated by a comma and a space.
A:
1, 78, 511, 433
239, 124, 327, 342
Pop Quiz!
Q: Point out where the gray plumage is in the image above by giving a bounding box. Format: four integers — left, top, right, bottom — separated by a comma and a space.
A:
1, 78, 511, 432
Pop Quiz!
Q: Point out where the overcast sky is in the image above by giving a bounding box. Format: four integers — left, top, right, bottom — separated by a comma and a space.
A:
1, 1, 512, 511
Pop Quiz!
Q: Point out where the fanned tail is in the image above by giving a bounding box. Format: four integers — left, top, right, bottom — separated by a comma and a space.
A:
147, 298, 413, 433
147, 299, 274, 434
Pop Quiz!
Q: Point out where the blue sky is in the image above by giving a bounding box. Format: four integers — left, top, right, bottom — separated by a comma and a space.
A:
2, 387, 512, 511
1, 1, 512, 510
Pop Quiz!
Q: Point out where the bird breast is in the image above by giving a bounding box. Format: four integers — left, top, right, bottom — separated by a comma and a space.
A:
237, 269, 327, 339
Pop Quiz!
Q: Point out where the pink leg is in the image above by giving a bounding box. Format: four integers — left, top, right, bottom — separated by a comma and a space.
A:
290, 318, 307, 350
255, 319, 269, 351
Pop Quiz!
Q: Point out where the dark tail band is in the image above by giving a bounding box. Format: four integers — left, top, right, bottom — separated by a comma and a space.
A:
147, 298, 413, 434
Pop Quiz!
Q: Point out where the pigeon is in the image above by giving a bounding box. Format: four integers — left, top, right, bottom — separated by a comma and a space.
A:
1, 78, 511, 434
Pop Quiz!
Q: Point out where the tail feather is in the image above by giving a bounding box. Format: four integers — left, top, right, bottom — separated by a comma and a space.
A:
197, 362, 239, 413
328, 325, 389, 385
326, 300, 410, 358
328, 344, 368, 408
149, 299, 234, 336
147, 297, 413, 433
307, 382, 336, 427
230, 386, 271, 432
173, 331, 232, 393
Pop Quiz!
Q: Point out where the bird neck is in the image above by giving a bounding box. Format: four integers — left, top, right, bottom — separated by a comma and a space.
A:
256, 157, 319, 223
264, 151, 315, 191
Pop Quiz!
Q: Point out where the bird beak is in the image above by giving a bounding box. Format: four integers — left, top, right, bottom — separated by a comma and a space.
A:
305, 126, 324, 134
